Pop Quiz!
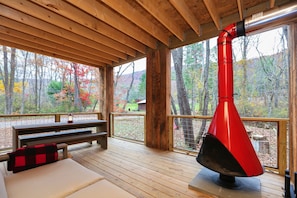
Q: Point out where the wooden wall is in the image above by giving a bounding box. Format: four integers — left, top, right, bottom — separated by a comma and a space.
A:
145, 45, 171, 150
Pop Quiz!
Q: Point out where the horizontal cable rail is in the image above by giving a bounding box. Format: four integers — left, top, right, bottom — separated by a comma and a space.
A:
168, 115, 289, 175
110, 112, 146, 143
0, 112, 102, 152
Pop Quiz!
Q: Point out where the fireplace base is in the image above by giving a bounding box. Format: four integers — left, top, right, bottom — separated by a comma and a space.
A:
189, 168, 261, 198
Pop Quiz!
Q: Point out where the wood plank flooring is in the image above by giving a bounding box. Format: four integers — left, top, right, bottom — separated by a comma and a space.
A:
69, 138, 284, 198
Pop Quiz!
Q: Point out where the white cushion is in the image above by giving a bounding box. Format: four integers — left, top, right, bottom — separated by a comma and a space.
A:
0, 167, 8, 198
66, 179, 136, 198
5, 158, 104, 198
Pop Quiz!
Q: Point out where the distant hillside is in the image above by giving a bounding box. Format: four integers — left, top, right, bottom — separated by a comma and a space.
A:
115, 70, 146, 88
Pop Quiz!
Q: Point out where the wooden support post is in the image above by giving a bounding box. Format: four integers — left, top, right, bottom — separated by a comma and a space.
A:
289, 22, 297, 182
104, 66, 114, 137
146, 45, 171, 150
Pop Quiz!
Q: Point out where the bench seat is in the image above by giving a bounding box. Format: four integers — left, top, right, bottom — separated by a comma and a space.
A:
19, 129, 93, 147
24, 132, 108, 149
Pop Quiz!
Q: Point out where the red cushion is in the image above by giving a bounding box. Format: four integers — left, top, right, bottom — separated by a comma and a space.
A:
8, 143, 58, 173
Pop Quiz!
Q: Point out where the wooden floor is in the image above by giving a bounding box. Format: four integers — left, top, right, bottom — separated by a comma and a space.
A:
69, 138, 284, 198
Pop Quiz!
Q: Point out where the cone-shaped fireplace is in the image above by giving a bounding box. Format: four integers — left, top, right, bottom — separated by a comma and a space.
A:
197, 2, 297, 185
196, 21, 264, 180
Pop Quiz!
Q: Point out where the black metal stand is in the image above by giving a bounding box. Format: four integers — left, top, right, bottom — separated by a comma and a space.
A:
284, 170, 296, 198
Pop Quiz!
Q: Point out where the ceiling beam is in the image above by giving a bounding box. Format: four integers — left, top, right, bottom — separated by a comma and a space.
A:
1, 0, 136, 57
136, 0, 185, 41
101, 0, 169, 46
65, 0, 157, 49
0, 4, 128, 60
169, 0, 201, 36
203, 0, 221, 30
0, 38, 104, 67
30, 0, 147, 54
0, 26, 112, 65
0, 17, 119, 63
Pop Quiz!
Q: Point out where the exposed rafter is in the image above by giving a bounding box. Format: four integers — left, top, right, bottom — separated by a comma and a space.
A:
136, 0, 185, 41
101, 0, 169, 46
237, 0, 244, 20
203, 0, 221, 30
169, 0, 201, 36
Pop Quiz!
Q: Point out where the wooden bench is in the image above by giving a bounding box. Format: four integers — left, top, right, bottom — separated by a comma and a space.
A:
19, 129, 93, 147
24, 132, 108, 149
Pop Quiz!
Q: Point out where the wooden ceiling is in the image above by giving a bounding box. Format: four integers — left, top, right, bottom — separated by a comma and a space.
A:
0, 0, 295, 68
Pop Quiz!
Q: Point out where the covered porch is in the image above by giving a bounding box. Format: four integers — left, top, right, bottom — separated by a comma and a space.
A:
0, 0, 297, 196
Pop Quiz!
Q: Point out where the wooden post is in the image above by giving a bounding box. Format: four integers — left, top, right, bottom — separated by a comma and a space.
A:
146, 45, 171, 150
289, 22, 297, 181
278, 120, 288, 176
105, 66, 114, 137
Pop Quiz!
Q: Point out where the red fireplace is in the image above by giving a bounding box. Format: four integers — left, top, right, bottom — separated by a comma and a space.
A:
196, 2, 297, 186
196, 22, 263, 182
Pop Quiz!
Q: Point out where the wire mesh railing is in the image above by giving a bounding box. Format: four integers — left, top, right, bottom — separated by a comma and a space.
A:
168, 115, 289, 175
110, 112, 145, 143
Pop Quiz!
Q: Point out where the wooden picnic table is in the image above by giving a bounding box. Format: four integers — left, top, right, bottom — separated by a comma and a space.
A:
12, 120, 107, 150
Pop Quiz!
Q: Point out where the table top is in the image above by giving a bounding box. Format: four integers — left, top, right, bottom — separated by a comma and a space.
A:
13, 119, 107, 134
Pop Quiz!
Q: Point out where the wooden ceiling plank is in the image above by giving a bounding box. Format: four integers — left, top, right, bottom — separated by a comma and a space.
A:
135, 0, 185, 41
0, 17, 118, 63
203, 0, 221, 30
0, 26, 113, 65
1, 0, 136, 57
65, 0, 157, 49
101, 0, 169, 46
0, 4, 127, 60
0, 34, 106, 67
237, 0, 244, 20
169, 0, 201, 36
30, 0, 147, 54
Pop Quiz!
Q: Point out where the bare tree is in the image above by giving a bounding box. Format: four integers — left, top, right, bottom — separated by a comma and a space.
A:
21, 51, 29, 114
0, 46, 16, 114
172, 47, 195, 149
72, 63, 83, 111
123, 62, 135, 111
197, 40, 210, 143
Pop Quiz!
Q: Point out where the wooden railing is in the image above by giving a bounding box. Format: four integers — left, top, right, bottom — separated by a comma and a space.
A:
0, 112, 102, 151
168, 115, 289, 175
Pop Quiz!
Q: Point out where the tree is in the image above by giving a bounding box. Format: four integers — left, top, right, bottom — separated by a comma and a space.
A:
0, 46, 16, 114
197, 40, 210, 143
72, 63, 83, 111
20, 51, 29, 114
138, 73, 146, 99
172, 47, 195, 149
255, 28, 289, 117
123, 62, 135, 110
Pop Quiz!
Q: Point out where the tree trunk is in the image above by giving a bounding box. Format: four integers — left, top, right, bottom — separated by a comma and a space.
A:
0, 47, 16, 114
72, 63, 83, 111
170, 95, 179, 129
34, 53, 38, 112
172, 47, 195, 149
21, 51, 29, 114
197, 40, 210, 143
